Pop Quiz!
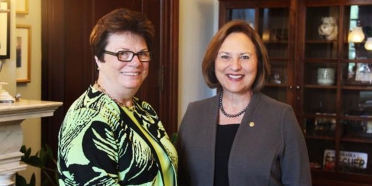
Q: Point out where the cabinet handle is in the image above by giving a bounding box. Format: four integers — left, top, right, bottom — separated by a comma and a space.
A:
288, 86, 293, 89
296, 85, 300, 89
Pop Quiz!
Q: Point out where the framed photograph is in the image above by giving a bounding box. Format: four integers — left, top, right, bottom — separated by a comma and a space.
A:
16, 0, 28, 15
0, 0, 10, 59
16, 25, 31, 83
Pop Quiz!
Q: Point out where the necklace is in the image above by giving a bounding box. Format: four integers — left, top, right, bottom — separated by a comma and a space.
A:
95, 82, 135, 111
219, 91, 248, 118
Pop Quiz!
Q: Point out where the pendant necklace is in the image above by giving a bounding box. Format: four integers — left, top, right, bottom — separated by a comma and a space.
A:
219, 91, 248, 118
95, 81, 135, 112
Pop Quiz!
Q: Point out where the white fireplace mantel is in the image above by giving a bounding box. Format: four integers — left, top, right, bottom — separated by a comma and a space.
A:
0, 99, 63, 186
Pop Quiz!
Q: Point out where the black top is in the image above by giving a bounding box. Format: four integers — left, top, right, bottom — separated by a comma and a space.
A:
214, 124, 239, 186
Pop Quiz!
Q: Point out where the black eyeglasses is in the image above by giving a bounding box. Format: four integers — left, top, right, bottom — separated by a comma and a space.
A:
103, 50, 152, 62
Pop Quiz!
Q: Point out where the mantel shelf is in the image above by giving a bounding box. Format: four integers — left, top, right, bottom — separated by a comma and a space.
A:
0, 99, 63, 123
0, 99, 63, 185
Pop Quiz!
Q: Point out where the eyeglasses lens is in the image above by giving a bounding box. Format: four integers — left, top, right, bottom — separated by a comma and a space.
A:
118, 51, 151, 62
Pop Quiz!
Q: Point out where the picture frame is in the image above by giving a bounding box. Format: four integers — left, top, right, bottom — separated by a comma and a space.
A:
0, 0, 10, 59
16, 0, 28, 15
16, 25, 31, 83
346, 63, 372, 85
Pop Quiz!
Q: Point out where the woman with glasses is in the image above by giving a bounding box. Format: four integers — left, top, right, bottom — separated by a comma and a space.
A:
57, 8, 177, 186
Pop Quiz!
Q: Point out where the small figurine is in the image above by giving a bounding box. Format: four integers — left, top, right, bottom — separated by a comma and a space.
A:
318, 17, 338, 41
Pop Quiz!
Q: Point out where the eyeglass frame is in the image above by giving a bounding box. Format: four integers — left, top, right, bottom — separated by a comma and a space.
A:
103, 50, 152, 62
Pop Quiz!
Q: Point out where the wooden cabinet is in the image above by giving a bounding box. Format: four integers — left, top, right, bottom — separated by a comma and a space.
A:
219, 0, 372, 185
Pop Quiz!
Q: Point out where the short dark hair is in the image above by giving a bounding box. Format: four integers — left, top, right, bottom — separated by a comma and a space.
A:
90, 8, 155, 62
202, 20, 271, 92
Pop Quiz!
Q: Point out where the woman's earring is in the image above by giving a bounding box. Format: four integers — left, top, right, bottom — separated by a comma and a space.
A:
97, 67, 100, 71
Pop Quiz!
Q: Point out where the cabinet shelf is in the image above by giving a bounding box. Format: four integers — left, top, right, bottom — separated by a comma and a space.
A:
265, 83, 287, 87
263, 41, 288, 44
342, 59, 372, 62
341, 137, 372, 144
311, 169, 372, 186
304, 84, 337, 89
341, 85, 372, 90
306, 40, 338, 44
269, 58, 289, 61
339, 115, 372, 120
303, 113, 337, 118
306, 135, 335, 140
304, 59, 338, 62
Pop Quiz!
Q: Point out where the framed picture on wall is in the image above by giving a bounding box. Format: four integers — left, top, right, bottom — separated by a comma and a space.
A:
16, 0, 28, 15
16, 25, 31, 83
0, 0, 10, 59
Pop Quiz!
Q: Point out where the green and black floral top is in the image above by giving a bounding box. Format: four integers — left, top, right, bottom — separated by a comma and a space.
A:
57, 85, 178, 186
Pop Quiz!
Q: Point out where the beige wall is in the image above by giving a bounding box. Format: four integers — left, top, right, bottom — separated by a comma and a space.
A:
16, 0, 42, 185
0, 0, 43, 185
0, 0, 217, 185
16, 0, 42, 183
178, 0, 218, 124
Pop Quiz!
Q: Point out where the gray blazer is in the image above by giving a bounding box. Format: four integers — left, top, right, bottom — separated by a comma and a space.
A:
177, 92, 312, 186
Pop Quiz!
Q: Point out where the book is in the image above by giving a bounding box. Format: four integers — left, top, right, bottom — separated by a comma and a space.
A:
323, 149, 368, 170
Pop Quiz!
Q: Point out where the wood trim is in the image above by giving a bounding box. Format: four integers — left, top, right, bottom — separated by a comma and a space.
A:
162, 0, 179, 134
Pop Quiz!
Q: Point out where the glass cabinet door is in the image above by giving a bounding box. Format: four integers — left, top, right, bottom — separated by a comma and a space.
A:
259, 8, 290, 104
301, 4, 372, 175
226, 7, 291, 104
339, 4, 372, 175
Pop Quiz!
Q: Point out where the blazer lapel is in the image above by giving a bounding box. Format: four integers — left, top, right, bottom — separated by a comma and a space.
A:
204, 94, 221, 185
